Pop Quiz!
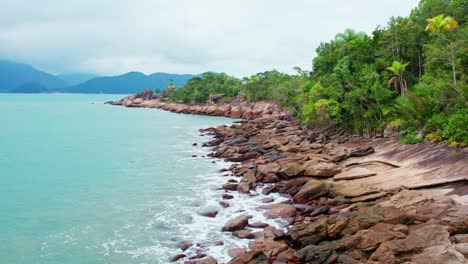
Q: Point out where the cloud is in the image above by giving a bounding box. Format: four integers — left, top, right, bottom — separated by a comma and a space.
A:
0, 0, 420, 76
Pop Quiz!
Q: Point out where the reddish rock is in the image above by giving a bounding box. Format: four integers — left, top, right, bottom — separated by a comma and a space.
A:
228, 248, 246, 258
248, 222, 269, 228
293, 180, 331, 204
222, 194, 234, 200
266, 204, 296, 219
202, 211, 218, 218
222, 215, 251, 232
171, 253, 186, 262
302, 160, 341, 177
177, 241, 193, 251
219, 201, 229, 208
233, 229, 255, 239
222, 183, 238, 191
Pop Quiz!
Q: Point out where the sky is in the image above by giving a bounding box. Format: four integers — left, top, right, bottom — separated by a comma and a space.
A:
0, 0, 420, 77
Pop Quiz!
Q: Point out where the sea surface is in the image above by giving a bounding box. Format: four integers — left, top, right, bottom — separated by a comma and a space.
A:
0, 94, 286, 263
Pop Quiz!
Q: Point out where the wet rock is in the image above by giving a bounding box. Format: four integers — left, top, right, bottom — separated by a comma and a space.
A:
248, 222, 269, 228
171, 253, 186, 262
266, 204, 296, 219
219, 201, 230, 208
177, 241, 193, 251
195, 256, 218, 264
222, 183, 238, 191
202, 211, 218, 218
228, 248, 246, 258
261, 197, 274, 203
222, 194, 234, 200
222, 215, 251, 232
233, 229, 255, 239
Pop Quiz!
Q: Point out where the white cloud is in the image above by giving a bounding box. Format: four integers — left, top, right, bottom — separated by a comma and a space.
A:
0, 0, 420, 76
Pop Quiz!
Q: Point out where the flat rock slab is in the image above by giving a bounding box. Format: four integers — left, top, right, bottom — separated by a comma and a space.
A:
334, 167, 377, 180
350, 191, 387, 203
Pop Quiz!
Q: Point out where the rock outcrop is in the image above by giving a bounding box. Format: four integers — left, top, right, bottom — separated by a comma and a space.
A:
111, 95, 468, 263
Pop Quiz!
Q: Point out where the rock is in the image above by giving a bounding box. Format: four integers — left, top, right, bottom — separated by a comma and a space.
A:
302, 160, 341, 177
454, 234, 468, 243
219, 201, 229, 208
233, 229, 255, 239
228, 248, 246, 258
287, 217, 329, 247
222, 215, 251, 232
279, 162, 304, 178
202, 211, 218, 218
222, 183, 238, 191
326, 146, 349, 162
333, 167, 377, 180
257, 163, 281, 175
350, 192, 387, 203
293, 180, 332, 204
411, 245, 468, 264
275, 248, 301, 263
455, 243, 468, 257
349, 145, 374, 157
369, 224, 452, 262
297, 245, 334, 263
248, 222, 269, 228
227, 251, 268, 264
261, 197, 274, 203
335, 223, 408, 252
196, 256, 218, 264
171, 253, 186, 262
177, 241, 193, 251
222, 194, 234, 200
266, 204, 296, 219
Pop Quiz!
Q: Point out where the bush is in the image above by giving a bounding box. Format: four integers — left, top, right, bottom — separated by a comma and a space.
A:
442, 108, 468, 147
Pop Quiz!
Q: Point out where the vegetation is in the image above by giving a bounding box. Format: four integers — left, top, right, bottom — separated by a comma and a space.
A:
163, 0, 466, 147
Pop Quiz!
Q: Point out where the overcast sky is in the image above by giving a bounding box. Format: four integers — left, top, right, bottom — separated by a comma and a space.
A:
0, 0, 420, 77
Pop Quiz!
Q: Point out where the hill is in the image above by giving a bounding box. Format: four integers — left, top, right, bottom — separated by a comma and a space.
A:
60, 72, 200, 94
0, 60, 66, 92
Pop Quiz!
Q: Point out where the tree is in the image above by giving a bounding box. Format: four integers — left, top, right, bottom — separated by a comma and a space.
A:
425, 15, 459, 33
387, 61, 410, 94
425, 15, 459, 85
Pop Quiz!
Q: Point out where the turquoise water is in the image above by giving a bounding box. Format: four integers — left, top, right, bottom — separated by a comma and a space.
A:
0, 94, 237, 263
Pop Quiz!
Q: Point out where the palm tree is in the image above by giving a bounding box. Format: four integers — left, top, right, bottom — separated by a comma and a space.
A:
425, 15, 458, 33
387, 61, 410, 94
425, 15, 459, 86
334, 29, 366, 42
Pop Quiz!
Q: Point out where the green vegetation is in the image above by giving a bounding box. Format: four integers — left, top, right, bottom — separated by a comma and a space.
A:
164, 0, 466, 147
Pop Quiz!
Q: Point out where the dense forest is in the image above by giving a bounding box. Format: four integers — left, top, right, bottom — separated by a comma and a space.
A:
162, 0, 467, 147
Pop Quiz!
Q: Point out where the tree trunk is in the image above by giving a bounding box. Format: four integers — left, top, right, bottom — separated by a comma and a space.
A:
451, 50, 457, 86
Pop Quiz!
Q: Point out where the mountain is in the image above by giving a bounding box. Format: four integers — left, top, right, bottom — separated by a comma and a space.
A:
60, 72, 201, 94
0, 60, 66, 92
10, 82, 49, 93
57, 73, 100, 86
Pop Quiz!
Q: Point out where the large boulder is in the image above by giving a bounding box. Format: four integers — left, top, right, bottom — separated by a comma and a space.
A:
222, 215, 251, 232
302, 160, 342, 177
293, 180, 332, 204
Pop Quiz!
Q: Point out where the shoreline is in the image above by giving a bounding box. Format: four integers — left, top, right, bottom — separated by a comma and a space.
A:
111, 96, 468, 264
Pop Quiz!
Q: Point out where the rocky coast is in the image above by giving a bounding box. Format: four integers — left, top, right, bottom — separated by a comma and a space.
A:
111, 94, 468, 264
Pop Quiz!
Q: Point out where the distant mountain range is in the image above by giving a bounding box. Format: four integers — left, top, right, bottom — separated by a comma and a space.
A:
0, 60, 201, 94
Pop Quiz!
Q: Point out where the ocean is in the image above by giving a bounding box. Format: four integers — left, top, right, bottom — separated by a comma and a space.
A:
0, 94, 286, 263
